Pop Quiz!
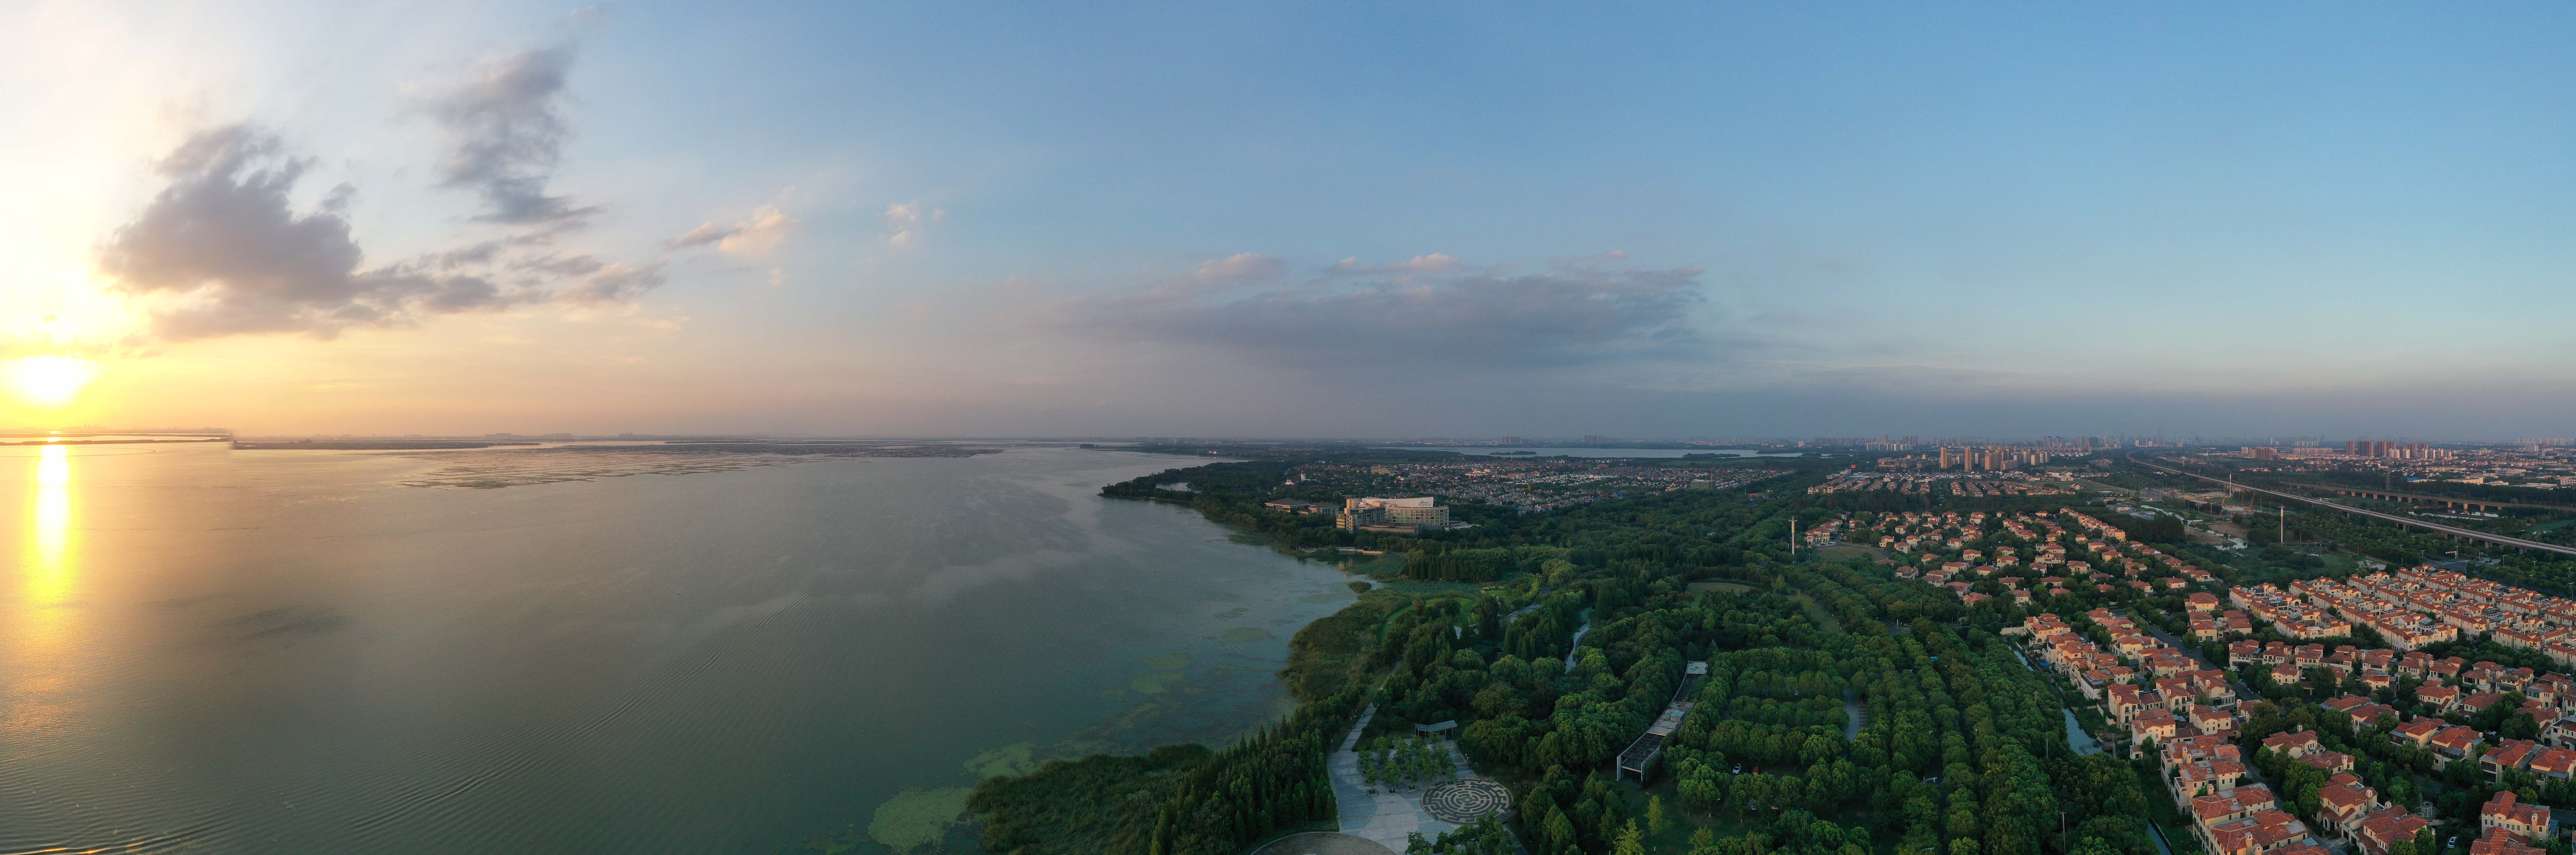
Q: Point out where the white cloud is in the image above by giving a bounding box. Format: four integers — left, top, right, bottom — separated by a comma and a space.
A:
1193, 252, 1282, 282
882, 200, 944, 249
667, 204, 796, 257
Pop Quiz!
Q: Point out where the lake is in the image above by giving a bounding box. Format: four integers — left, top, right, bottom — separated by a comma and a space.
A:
1369, 446, 1804, 459
0, 442, 1360, 853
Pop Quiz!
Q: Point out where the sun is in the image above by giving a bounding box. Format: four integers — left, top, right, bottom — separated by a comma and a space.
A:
4, 355, 100, 408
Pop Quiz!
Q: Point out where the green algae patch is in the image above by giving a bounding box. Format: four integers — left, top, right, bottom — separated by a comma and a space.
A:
964, 742, 1040, 779
1144, 653, 1191, 671
869, 786, 972, 853
1130, 672, 1184, 695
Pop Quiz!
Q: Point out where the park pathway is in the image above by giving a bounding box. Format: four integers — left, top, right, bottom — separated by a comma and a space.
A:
1329, 704, 1472, 850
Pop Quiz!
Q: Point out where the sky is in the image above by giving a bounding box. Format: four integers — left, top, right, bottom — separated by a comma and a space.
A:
3, 2, 2573, 439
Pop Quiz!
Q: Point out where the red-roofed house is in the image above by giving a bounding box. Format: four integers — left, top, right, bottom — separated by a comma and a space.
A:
2482, 791, 2554, 843
2209, 810, 2312, 855
2485, 740, 2542, 782
2192, 705, 2239, 738
2302, 750, 2355, 774
2470, 831, 2543, 855
2195, 785, 2280, 828
2530, 747, 2576, 781
2392, 718, 2443, 748
2433, 726, 2487, 759
2356, 806, 2431, 855
2263, 730, 2323, 759
2318, 776, 2380, 840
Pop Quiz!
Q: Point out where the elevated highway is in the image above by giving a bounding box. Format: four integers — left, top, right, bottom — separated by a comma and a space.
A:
2278, 482, 2561, 513
2128, 455, 2576, 559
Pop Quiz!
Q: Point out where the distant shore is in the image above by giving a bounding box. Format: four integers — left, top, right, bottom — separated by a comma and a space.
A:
1, 437, 228, 446
234, 439, 533, 450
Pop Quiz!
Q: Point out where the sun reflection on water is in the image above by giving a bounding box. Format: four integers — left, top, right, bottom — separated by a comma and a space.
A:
8, 443, 79, 725
31, 444, 76, 594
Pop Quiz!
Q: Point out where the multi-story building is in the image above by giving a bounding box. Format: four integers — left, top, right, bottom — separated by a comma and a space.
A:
1338, 496, 1450, 531
2480, 791, 2554, 844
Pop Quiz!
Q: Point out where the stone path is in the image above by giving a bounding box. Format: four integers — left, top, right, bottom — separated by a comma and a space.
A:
1422, 779, 1512, 824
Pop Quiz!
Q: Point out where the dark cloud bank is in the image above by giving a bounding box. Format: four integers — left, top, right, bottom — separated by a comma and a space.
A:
1048, 253, 1717, 371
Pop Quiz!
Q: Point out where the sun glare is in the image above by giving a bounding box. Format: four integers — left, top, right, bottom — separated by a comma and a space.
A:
3, 356, 99, 408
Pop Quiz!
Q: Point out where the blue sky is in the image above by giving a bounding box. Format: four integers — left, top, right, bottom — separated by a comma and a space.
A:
5, 2, 2573, 438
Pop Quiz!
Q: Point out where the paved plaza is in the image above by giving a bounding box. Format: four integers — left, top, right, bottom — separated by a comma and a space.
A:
1327, 705, 1511, 852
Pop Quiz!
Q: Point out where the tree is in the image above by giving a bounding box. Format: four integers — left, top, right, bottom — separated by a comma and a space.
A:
1614, 819, 1647, 855
1649, 795, 1674, 838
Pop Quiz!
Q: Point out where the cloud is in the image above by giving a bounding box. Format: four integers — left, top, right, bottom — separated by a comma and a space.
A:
96, 125, 669, 341
424, 46, 599, 226
561, 262, 667, 304
667, 204, 796, 257
1048, 254, 1715, 371
1192, 252, 1284, 282
1325, 253, 1469, 276
95, 125, 542, 340
882, 200, 944, 248
510, 253, 606, 277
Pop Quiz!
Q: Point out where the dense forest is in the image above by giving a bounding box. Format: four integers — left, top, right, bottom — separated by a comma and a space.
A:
969, 447, 2576, 855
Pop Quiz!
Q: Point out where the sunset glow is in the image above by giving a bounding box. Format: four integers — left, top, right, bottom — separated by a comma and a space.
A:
3, 356, 97, 409
14, 6, 2576, 855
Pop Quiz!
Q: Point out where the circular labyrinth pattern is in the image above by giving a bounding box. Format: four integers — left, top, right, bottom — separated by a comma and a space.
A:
1422, 778, 1511, 824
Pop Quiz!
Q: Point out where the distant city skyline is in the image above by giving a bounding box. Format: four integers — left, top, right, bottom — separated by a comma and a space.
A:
4, 3, 2575, 436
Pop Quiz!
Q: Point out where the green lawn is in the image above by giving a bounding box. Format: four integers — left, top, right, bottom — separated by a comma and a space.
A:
1791, 593, 1845, 634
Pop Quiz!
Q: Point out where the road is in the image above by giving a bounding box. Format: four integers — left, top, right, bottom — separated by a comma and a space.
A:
2130, 455, 2576, 559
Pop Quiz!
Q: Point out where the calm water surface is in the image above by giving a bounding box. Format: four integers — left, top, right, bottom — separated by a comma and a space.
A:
0, 443, 1359, 853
